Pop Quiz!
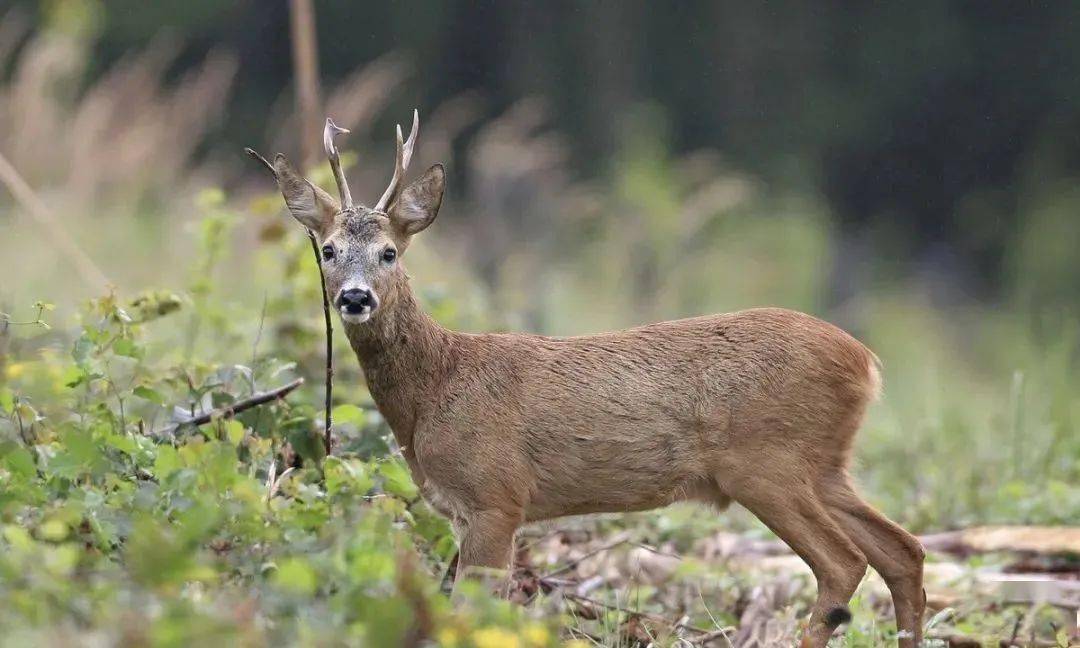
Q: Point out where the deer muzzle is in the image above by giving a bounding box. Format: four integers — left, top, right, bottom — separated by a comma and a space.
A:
336, 287, 378, 323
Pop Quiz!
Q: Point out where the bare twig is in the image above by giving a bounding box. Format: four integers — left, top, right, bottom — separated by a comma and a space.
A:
541, 532, 632, 579
160, 378, 303, 436
0, 150, 110, 290
0, 302, 51, 328
925, 631, 1060, 647
14, 401, 32, 447
307, 228, 334, 457
920, 526, 1080, 556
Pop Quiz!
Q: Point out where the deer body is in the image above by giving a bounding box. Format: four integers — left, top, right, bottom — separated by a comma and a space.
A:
249, 112, 926, 648
351, 296, 876, 523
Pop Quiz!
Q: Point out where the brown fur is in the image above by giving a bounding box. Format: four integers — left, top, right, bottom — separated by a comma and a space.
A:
256, 122, 926, 647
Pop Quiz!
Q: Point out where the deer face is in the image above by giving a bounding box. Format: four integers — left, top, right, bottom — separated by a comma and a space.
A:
259, 112, 444, 325
317, 207, 420, 324
320, 210, 397, 323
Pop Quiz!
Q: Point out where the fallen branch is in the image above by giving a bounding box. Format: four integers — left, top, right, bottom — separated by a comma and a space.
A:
926, 631, 1061, 647
704, 526, 1080, 560
160, 378, 303, 436
921, 526, 1080, 557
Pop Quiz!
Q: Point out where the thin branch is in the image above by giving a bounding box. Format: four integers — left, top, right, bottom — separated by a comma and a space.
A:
0, 150, 110, 291
925, 632, 1059, 647
159, 378, 303, 436
307, 228, 334, 457
14, 403, 33, 447
541, 532, 632, 579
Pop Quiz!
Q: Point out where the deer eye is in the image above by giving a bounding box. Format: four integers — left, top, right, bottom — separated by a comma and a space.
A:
321, 245, 335, 261
382, 247, 397, 264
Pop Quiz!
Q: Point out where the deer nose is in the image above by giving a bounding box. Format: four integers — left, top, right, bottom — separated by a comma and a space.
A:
337, 288, 377, 314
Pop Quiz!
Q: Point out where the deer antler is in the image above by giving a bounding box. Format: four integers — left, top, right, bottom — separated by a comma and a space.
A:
374, 109, 419, 212
323, 118, 353, 209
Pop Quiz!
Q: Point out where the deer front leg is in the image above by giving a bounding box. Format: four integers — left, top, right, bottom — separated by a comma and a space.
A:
452, 508, 522, 599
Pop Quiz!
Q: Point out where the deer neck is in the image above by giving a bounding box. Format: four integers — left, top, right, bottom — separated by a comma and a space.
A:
343, 281, 453, 449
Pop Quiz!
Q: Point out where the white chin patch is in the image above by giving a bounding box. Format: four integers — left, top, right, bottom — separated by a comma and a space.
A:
339, 308, 371, 324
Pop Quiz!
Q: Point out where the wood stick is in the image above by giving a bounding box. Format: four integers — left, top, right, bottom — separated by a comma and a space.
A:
921, 526, 1080, 556
307, 228, 334, 457
926, 631, 1060, 647
541, 532, 632, 579
161, 378, 303, 435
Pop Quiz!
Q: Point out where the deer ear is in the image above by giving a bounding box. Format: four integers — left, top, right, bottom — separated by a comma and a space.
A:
272, 154, 339, 235
389, 164, 445, 238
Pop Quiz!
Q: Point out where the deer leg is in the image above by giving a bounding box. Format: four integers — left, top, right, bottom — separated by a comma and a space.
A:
819, 476, 925, 647
723, 475, 867, 648
452, 508, 521, 599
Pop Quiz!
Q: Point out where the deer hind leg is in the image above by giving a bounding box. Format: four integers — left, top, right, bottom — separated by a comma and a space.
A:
721, 473, 867, 648
452, 508, 522, 599
819, 474, 925, 648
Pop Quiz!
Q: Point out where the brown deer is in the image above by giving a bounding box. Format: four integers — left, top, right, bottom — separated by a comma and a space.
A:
247, 111, 925, 647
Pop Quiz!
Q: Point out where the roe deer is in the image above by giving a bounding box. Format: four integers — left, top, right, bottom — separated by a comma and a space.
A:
246, 111, 926, 648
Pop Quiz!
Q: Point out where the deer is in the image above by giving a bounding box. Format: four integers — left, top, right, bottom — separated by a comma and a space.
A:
246, 111, 926, 648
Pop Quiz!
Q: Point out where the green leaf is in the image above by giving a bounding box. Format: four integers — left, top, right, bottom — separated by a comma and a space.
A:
104, 432, 138, 455
0, 388, 13, 414
62, 366, 85, 388
113, 338, 140, 358
38, 518, 69, 542
200, 442, 240, 491
330, 404, 365, 427
286, 426, 325, 465
271, 557, 318, 596
133, 386, 165, 405
176, 502, 220, 545
2, 525, 34, 552
224, 420, 245, 447
43, 544, 79, 577
325, 457, 374, 496
378, 459, 418, 500
154, 445, 182, 479
1, 443, 37, 479
49, 429, 107, 478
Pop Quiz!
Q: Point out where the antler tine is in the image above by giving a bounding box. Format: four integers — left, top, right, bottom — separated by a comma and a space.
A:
323, 117, 353, 209
402, 108, 419, 171
375, 109, 420, 212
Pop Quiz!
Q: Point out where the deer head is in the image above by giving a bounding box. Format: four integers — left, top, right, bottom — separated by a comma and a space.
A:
248, 110, 445, 324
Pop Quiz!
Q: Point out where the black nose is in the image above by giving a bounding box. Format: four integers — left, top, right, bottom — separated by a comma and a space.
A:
337, 288, 376, 313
